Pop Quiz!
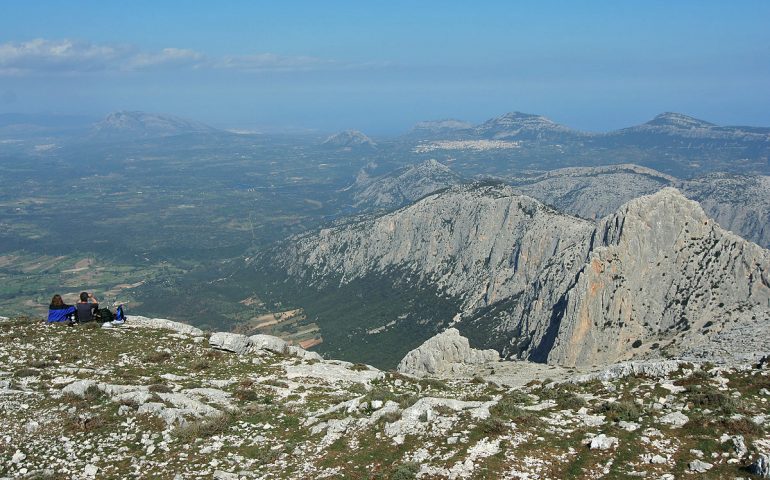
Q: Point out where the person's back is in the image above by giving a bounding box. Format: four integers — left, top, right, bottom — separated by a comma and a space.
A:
75, 291, 99, 322
47, 294, 75, 323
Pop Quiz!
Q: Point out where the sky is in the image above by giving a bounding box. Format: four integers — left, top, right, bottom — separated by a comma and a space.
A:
1, 0, 769, 134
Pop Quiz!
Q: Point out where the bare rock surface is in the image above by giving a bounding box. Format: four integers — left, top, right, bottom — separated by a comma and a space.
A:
273, 184, 770, 368
126, 315, 205, 337
2, 317, 770, 478
397, 328, 499, 377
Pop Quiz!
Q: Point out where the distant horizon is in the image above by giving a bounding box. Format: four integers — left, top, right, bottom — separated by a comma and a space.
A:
2, 107, 768, 137
2, 1, 769, 135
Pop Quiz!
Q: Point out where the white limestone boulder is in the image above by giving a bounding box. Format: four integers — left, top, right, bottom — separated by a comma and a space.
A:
397, 328, 499, 377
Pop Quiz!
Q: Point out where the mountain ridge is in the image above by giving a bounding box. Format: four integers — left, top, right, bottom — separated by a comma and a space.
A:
261, 185, 770, 368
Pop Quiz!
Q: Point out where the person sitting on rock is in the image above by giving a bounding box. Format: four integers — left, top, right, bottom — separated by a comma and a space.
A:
46, 294, 76, 323
75, 291, 100, 323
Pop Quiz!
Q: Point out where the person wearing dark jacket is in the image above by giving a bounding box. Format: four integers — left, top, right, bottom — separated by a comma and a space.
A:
76, 291, 99, 322
47, 294, 76, 323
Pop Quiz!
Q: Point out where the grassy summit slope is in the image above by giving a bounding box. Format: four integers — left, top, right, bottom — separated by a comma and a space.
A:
1, 316, 769, 479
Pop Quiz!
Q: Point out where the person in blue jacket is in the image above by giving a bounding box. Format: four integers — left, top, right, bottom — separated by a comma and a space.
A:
47, 294, 76, 323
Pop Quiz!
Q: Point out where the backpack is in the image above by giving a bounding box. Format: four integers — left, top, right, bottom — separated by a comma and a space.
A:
96, 307, 114, 323
114, 304, 127, 324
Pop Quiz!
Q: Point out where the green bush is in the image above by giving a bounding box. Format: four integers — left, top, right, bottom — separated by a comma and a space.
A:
390, 461, 419, 480
598, 400, 642, 422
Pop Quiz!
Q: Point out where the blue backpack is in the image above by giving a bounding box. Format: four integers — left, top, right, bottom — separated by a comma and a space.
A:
114, 304, 127, 324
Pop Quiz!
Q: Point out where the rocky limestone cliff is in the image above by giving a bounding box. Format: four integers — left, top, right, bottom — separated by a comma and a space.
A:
508, 164, 676, 220
680, 173, 770, 250
546, 188, 770, 367
270, 185, 770, 368
278, 184, 595, 315
397, 328, 499, 377
348, 159, 462, 210
504, 165, 770, 249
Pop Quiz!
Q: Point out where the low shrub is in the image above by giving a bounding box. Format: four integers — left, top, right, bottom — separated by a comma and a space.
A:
598, 400, 642, 422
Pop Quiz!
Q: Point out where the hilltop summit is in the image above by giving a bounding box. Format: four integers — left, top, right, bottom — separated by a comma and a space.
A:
645, 112, 716, 129
91, 111, 219, 140
473, 111, 584, 141
322, 130, 376, 149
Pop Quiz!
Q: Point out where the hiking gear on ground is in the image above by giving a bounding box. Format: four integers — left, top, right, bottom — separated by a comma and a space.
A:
95, 307, 114, 323
114, 304, 127, 323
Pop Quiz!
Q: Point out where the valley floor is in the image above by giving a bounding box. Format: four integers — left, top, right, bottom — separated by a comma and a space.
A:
1, 317, 769, 479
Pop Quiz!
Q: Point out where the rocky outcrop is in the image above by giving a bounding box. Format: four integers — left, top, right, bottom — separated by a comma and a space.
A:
506, 165, 770, 248
508, 164, 676, 220
126, 315, 205, 337
545, 188, 770, 366
270, 185, 770, 368
209, 332, 322, 361
209, 332, 250, 355
680, 173, 770, 249
397, 328, 499, 376
348, 159, 462, 210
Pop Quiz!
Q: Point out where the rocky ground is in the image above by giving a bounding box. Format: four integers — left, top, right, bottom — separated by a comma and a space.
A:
2, 316, 770, 479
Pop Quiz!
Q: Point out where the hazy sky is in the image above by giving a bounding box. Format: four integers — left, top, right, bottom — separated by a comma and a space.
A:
1, 1, 769, 134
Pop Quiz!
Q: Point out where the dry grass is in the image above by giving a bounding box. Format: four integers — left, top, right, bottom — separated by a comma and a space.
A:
174, 413, 233, 442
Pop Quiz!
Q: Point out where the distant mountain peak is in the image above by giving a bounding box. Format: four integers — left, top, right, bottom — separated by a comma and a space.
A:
322, 130, 376, 148
645, 112, 715, 129
474, 111, 582, 140
92, 111, 218, 139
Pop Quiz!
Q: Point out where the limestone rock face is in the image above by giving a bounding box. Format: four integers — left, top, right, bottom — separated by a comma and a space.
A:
127, 316, 204, 337
680, 173, 770, 249
506, 165, 770, 249
270, 184, 770, 368
397, 328, 499, 377
278, 184, 595, 315
349, 159, 462, 210
508, 164, 676, 221
209, 332, 250, 355
546, 188, 770, 367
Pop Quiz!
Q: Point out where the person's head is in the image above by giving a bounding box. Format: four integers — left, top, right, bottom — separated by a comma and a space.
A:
51, 294, 64, 307
79, 292, 89, 302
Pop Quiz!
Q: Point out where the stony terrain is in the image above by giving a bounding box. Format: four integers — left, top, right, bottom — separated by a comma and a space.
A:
350, 161, 770, 248
347, 159, 462, 210
3, 317, 770, 479
268, 185, 770, 367
508, 166, 770, 249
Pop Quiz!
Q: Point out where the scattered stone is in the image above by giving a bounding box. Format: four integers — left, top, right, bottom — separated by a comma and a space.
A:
659, 411, 689, 428
749, 453, 770, 478
689, 459, 713, 473
589, 434, 618, 450
11, 450, 26, 463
